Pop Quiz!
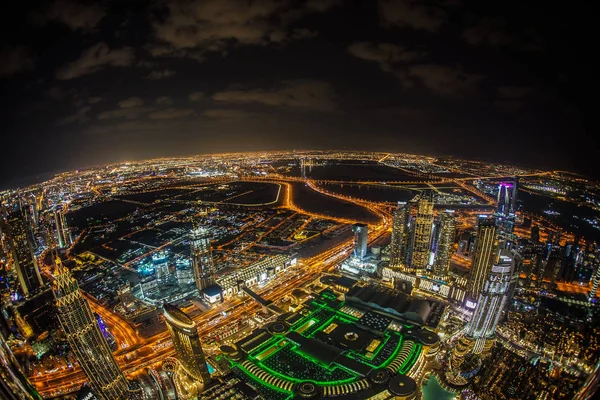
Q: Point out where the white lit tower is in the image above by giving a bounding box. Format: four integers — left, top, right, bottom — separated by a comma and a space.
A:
467, 216, 498, 299
410, 191, 434, 270
433, 210, 456, 278
389, 202, 409, 267
190, 222, 216, 291
52, 258, 129, 400
352, 223, 368, 260
464, 259, 514, 353
586, 245, 600, 303
54, 207, 72, 249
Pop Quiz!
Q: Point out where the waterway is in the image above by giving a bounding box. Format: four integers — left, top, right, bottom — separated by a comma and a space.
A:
421, 375, 456, 400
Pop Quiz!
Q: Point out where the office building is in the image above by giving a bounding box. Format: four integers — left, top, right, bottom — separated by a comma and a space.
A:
5, 208, 43, 297
352, 223, 368, 260
52, 259, 129, 400
497, 181, 517, 216
152, 251, 170, 282
410, 192, 434, 270
190, 223, 216, 291
389, 202, 409, 267
465, 261, 513, 354
54, 208, 72, 249
467, 216, 498, 299
163, 303, 211, 384
586, 248, 600, 302
433, 210, 456, 277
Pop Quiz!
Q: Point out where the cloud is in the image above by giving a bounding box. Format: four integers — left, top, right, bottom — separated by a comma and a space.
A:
151, 0, 340, 54
348, 42, 423, 73
189, 91, 205, 101
407, 65, 483, 98
213, 80, 337, 112
56, 42, 134, 80
118, 97, 144, 108
203, 109, 256, 119
379, 0, 446, 32
0, 46, 35, 77
156, 96, 174, 105
144, 69, 177, 80
98, 107, 150, 120
149, 108, 194, 119
498, 86, 534, 99
87, 96, 103, 104
32, 0, 106, 30
57, 106, 91, 125
463, 17, 545, 51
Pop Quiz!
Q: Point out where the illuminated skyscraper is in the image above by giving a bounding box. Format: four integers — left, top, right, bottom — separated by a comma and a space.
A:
497, 181, 517, 216
4, 208, 43, 297
52, 259, 129, 400
389, 202, 409, 267
1, 334, 42, 400
410, 192, 434, 270
163, 303, 211, 384
467, 216, 498, 299
586, 247, 599, 302
190, 223, 215, 291
352, 223, 368, 260
433, 210, 456, 277
465, 261, 513, 353
54, 208, 72, 249
152, 251, 170, 281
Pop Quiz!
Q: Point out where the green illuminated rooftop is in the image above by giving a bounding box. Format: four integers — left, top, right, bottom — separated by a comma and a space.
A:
219, 289, 439, 399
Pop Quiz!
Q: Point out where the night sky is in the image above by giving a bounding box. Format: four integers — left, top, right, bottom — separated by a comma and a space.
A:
0, 0, 591, 187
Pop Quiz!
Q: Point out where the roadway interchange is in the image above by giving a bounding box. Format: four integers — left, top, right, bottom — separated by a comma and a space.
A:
31, 179, 392, 398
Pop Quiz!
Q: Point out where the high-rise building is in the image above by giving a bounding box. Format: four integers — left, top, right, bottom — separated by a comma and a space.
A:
4, 208, 43, 297
586, 247, 600, 302
467, 216, 498, 299
497, 181, 517, 216
54, 208, 72, 249
389, 202, 409, 266
352, 223, 368, 260
1, 334, 43, 400
190, 223, 215, 291
530, 225, 540, 243
465, 261, 514, 353
410, 192, 434, 270
163, 303, 211, 384
52, 259, 129, 400
433, 210, 456, 277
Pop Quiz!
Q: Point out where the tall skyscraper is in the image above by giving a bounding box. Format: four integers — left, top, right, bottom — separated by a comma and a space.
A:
152, 251, 170, 282
530, 225, 540, 244
52, 259, 129, 400
465, 261, 513, 353
1, 335, 43, 400
586, 247, 600, 302
54, 208, 72, 249
163, 303, 211, 384
467, 216, 498, 299
352, 223, 368, 260
497, 181, 517, 216
4, 208, 43, 297
410, 192, 434, 270
389, 202, 409, 267
433, 210, 456, 277
190, 223, 216, 291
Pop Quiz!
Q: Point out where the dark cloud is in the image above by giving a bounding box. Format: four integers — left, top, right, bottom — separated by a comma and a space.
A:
87, 96, 103, 104
213, 80, 337, 112
144, 69, 177, 80
379, 0, 447, 32
203, 108, 256, 119
348, 41, 424, 73
118, 97, 144, 108
156, 96, 174, 105
56, 42, 134, 79
0, 46, 35, 77
149, 108, 194, 119
189, 91, 205, 101
57, 105, 91, 125
463, 17, 545, 51
407, 64, 483, 98
31, 0, 106, 31
151, 0, 339, 55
